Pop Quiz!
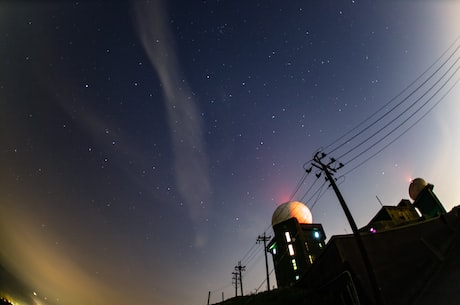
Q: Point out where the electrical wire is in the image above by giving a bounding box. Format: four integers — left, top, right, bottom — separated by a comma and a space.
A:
239, 241, 259, 264
288, 169, 309, 201
343, 76, 460, 176
327, 37, 460, 157
211, 36, 460, 304
323, 36, 460, 153
337, 51, 460, 163
298, 173, 321, 203
343, 62, 460, 166
309, 179, 329, 210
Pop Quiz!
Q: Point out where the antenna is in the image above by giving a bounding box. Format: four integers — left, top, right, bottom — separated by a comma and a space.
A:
376, 195, 383, 207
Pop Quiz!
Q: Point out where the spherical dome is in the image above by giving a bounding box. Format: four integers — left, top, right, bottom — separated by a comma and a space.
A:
272, 201, 313, 227
409, 178, 428, 200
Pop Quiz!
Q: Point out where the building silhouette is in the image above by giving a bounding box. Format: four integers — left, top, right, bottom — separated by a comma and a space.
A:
359, 199, 421, 234
295, 178, 460, 305
409, 178, 446, 218
263, 178, 460, 305
267, 201, 326, 288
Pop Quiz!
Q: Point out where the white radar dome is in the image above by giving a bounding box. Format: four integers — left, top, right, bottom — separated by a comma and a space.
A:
409, 178, 428, 201
272, 201, 313, 227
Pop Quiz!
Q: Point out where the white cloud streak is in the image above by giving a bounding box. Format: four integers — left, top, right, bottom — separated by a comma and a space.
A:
133, 0, 212, 246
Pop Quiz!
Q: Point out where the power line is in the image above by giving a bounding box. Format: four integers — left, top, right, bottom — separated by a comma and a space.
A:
337, 51, 460, 163
344, 62, 460, 166
312, 152, 384, 305
343, 76, 460, 176
255, 268, 275, 293
239, 242, 259, 265
293, 36, 460, 209
323, 35, 460, 154
289, 169, 309, 201
242, 248, 263, 272
327, 37, 460, 158
211, 36, 460, 304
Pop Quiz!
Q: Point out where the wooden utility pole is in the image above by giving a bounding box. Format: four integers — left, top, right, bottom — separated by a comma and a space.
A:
235, 261, 246, 296
257, 232, 271, 291
232, 271, 238, 297
312, 152, 384, 305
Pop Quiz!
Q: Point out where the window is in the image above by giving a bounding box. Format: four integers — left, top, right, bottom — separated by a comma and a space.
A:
313, 231, 320, 239
288, 244, 295, 256
291, 259, 298, 270
295, 275, 300, 280
285, 232, 291, 242
268, 242, 277, 255
308, 254, 314, 264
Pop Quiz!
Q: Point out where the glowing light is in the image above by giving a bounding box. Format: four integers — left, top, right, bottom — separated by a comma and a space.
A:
291, 259, 298, 270
269, 242, 278, 255
284, 232, 291, 242
415, 207, 422, 217
288, 244, 295, 256
272, 201, 313, 227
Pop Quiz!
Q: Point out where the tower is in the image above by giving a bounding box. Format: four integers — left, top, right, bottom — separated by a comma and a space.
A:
409, 178, 446, 219
267, 201, 326, 288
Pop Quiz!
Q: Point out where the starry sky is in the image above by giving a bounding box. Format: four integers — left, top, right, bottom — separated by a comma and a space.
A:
1, 1, 460, 305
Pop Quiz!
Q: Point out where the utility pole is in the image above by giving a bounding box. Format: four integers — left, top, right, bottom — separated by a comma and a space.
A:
232, 271, 238, 297
311, 152, 384, 305
235, 261, 246, 296
257, 232, 271, 291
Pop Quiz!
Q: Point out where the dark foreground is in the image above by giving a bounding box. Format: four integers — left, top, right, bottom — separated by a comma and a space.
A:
214, 287, 335, 305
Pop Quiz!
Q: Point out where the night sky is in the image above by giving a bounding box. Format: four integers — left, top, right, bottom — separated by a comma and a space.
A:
1, 1, 460, 305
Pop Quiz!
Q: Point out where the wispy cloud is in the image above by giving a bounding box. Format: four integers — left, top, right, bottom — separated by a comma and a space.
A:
133, 0, 212, 247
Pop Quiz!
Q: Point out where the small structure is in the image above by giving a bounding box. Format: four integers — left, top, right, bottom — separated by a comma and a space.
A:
359, 199, 420, 233
409, 178, 446, 218
360, 178, 447, 234
267, 201, 326, 288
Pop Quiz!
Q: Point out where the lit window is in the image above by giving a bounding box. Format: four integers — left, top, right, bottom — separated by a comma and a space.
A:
314, 231, 320, 239
305, 242, 309, 251
295, 275, 300, 280
269, 242, 277, 255
291, 259, 298, 270
285, 232, 291, 242
288, 244, 295, 256
308, 254, 314, 264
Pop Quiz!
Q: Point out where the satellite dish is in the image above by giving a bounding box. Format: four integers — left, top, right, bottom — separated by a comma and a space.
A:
272, 201, 313, 227
409, 178, 428, 201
